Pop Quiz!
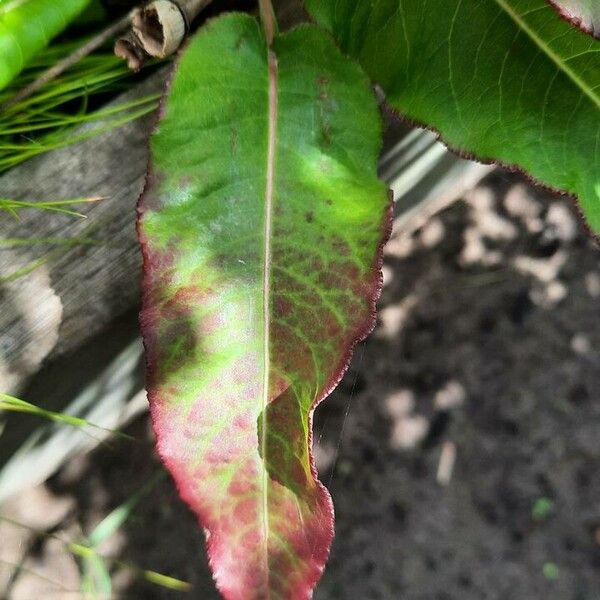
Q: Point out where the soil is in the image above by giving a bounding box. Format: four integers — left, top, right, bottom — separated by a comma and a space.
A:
2, 170, 600, 600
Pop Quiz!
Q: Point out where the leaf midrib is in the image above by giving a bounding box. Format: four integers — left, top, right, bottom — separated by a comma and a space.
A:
260, 43, 279, 596
492, 0, 600, 111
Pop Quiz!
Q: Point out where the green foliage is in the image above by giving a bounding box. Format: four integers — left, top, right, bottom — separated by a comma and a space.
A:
0, 0, 91, 90
305, 0, 600, 234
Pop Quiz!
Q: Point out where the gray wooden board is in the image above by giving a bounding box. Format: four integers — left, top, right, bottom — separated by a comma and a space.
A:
0, 70, 167, 393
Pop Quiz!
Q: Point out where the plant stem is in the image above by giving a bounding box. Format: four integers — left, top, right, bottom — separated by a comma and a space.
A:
258, 0, 277, 45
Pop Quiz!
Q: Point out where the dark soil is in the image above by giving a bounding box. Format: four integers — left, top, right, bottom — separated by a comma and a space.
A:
4, 170, 600, 600
315, 172, 600, 600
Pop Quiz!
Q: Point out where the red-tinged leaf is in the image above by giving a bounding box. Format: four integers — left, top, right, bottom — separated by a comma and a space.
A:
137, 13, 391, 599
548, 0, 600, 37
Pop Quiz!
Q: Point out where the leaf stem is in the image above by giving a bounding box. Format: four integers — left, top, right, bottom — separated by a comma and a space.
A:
258, 0, 277, 46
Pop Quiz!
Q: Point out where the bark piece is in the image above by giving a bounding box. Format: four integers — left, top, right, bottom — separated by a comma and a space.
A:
116, 0, 213, 63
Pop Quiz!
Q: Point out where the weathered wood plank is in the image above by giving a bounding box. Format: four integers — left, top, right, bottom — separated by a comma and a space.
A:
0, 70, 166, 392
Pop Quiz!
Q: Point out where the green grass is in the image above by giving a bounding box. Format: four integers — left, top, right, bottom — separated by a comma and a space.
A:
0, 38, 162, 174
0, 254, 56, 283
0, 236, 101, 247
76, 470, 192, 596
0, 196, 106, 283
1, 503, 192, 595
0, 393, 133, 441
0, 196, 104, 218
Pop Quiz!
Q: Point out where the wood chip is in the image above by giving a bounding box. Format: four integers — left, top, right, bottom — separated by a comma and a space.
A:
437, 441, 456, 486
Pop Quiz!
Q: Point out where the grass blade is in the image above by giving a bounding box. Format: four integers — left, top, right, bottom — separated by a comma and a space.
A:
0, 393, 133, 441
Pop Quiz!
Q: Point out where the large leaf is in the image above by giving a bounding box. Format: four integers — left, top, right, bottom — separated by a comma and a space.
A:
0, 0, 91, 90
548, 0, 599, 37
305, 0, 600, 234
138, 13, 390, 600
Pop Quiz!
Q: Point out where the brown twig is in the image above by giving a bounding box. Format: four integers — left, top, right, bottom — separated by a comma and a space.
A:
1, 12, 133, 112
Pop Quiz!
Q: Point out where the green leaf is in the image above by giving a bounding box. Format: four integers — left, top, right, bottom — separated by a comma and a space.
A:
0, 0, 92, 90
305, 0, 600, 234
138, 13, 390, 600
548, 0, 599, 38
